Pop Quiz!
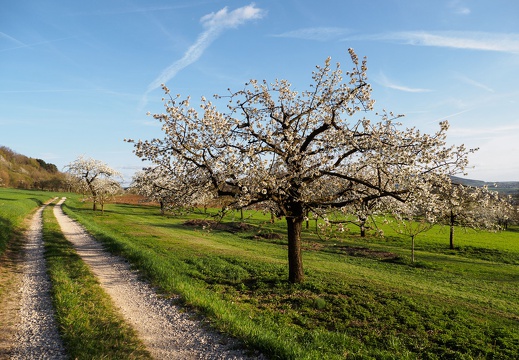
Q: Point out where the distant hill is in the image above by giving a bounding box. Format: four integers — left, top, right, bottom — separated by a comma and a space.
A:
0, 146, 67, 191
451, 176, 519, 196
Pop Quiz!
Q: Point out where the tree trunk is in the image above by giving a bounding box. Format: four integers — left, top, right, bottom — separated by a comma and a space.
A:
88, 182, 97, 211
360, 217, 366, 237
449, 211, 455, 250
449, 225, 454, 250
286, 215, 304, 283
411, 235, 415, 263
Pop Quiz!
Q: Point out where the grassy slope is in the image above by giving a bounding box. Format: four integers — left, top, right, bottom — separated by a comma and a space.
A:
62, 197, 519, 359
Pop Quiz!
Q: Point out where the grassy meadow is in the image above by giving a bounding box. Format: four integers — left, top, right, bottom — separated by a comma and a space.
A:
0, 188, 60, 256
1, 188, 518, 358
59, 194, 519, 359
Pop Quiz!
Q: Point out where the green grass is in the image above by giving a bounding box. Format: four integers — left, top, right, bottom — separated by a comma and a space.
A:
42, 202, 151, 359
61, 197, 519, 359
0, 188, 60, 256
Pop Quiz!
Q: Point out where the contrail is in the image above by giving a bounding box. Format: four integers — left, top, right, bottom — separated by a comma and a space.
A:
142, 3, 265, 107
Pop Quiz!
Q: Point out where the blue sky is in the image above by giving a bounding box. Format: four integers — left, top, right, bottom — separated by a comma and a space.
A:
1, 0, 518, 183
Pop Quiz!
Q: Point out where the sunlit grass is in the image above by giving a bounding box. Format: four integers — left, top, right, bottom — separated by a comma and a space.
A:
0, 188, 59, 255
61, 196, 519, 359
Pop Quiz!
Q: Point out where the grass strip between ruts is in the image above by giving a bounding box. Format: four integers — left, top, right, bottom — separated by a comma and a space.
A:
42, 203, 152, 359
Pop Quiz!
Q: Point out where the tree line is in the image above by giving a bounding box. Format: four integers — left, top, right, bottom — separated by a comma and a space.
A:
0, 146, 67, 191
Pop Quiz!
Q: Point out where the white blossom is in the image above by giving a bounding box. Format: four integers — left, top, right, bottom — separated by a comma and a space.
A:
126, 49, 472, 282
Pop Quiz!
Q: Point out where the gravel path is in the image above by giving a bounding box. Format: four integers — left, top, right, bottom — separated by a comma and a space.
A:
11, 200, 68, 360
53, 198, 263, 360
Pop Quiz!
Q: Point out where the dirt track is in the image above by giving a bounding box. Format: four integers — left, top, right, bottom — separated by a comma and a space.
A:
8, 200, 67, 359
1, 198, 261, 359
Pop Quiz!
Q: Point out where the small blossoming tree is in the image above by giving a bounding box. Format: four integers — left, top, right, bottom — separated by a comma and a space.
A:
439, 183, 503, 249
131, 169, 175, 215
131, 167, 213, 215
95, 177, 123, 213
66, 156, 122, 211
385, 183, 443, 262
127, 49, 472, 283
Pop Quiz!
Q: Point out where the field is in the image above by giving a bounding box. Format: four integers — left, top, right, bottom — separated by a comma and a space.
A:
1, 188, 518, 358
58, 193, 519, 359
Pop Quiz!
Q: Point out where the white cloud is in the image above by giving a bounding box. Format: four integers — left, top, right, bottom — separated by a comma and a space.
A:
377, 72, 432, 93
272, 27, 351, 41
447, 123, 519, 181
456, 7, 471, 15
374, 31, 519, 53
456, 74, 494, 93
449, 123, 519, 137
200, 4, 265, 29
448, 0, 471, 15
144, 3, 265, 99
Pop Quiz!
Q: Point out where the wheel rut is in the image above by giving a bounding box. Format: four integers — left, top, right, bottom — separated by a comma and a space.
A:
52, 197, 259, 360
10, 199, 67, 359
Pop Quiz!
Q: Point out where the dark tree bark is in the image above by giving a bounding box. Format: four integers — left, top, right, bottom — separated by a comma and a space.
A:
360, 216, 367, 237
449, 210, 455, 250
286, 215, 304, 283
286, 201, 305, 283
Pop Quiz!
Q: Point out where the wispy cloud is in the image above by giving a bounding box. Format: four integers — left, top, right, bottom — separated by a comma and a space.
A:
448, 0, 471, 15
272, 27, 351, 41
0, 32, 26, 47
449, 123, 519, 137
456, 74, 495, 93
144, 3, 265, 101
429, 108, 473, 124
377, 72, 432, 93
0, 33, 75, 52
365, 31, 519, 53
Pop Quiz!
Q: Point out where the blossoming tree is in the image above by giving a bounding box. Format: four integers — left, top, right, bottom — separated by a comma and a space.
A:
66, 156, 122, 211
385, 182, 444, 262
438, 183, 504, 249
95, 177, 123, 213
127, 49, 472, 283
131, 169, 175, 215
131, 167, 212, 214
